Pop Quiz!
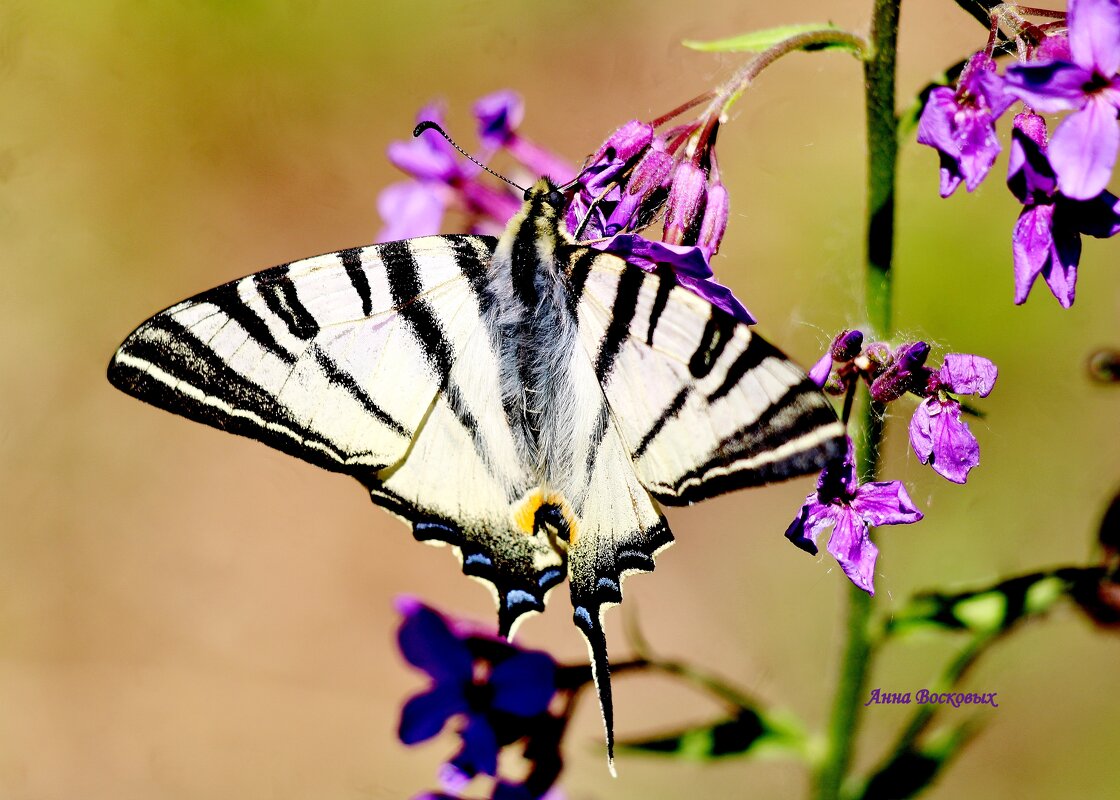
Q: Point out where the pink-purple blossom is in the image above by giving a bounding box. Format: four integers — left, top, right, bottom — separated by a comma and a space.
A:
379, 93, 754, 323
908, 354, 998, 485
1003, 0, 1120, 200
917, 52, 1015, 197
785, 440, 923, 595
1006, 112, 1120, 307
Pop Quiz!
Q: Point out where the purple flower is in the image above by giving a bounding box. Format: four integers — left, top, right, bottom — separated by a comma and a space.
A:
1007, 112, 1120, 307
593, 234, 754, 323
1004, 0, 1120, 199
908, 354, 998, 484
396, 597, 557, 783
785, 440, 923, 595
917, 52, 1015, 197
474, 91, 576, 184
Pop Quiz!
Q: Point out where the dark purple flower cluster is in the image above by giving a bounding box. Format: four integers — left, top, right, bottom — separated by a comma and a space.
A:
378, 91, 752, 322
811, 330, 998, 485
396, 598, 564, 800
917, 0, 1120, 307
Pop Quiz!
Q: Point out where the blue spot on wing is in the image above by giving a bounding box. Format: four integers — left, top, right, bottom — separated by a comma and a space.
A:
506, 589, 538, 609
465, 552, 492, 567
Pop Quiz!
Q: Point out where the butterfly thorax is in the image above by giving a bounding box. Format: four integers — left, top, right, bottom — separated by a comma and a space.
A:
486, 180, 587, 505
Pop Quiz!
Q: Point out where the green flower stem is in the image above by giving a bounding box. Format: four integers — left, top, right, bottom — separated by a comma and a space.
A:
714, 29, 869, 117
814, 2, 901, 799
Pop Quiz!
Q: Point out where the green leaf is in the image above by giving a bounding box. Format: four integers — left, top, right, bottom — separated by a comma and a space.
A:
684, 23, 858, 55
618, 708, 807, 761
886, 568, 1099, 638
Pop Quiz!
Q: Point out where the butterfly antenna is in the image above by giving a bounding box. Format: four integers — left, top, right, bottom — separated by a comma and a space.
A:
413, 121, 527, 193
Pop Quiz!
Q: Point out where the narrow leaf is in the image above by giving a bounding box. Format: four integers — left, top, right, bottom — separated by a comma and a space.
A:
618, 708, 806, 761
886, 568, 1104, 638
684, 23, 858, 54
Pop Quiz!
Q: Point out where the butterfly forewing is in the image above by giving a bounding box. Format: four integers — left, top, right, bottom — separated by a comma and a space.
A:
108, 238, 492, 474
572, 255, 846, 504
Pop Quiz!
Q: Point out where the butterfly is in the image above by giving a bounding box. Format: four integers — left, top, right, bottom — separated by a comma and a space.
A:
107, 176, 846, 770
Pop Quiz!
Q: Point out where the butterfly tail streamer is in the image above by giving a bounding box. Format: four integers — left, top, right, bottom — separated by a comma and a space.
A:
573, 603, 618, 775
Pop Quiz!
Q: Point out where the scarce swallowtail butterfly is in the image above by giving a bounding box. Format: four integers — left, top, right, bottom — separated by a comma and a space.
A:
107, 175, 846, 770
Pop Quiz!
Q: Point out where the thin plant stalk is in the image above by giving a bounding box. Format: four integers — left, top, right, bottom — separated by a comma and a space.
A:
813, 1, 901, 798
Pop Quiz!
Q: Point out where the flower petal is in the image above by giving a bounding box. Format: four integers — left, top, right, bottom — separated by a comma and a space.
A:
919, 399, 980, 484
396, 600, 474, 683
474, 90, 524, 147
938, 354, 998, 397
1004, 61, 1095, 113
596, 234, 755, 323
398, 685, 467, 745
1072, 190, 1120, 238
1042, 208, 1082, 307
450, 713, 500, 778
376, 181, 447, 242
1068, 0, 1120, 77
784, 497, 837, 556
489, 652, 557, 717
825, 508, 878, 595
1050, 97, 1120, 200
851, 480, 924, 527
808, 352, 833, 387
909, 399, 935, 464
1012, 204, 1057, 304
1007, 114, 1057, 205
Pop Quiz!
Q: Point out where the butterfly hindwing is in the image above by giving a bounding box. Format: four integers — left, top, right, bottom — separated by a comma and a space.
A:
572, 255, 846, 505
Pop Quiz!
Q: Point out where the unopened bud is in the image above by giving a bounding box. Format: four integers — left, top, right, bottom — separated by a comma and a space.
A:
698, 182, 729, 257
663, 162, 707, 245
830, 329, 865, 362
595, 120, 654, 163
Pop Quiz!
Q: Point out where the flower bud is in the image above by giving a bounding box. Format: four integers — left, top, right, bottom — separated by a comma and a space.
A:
869, 341, 931, 403
595, 120, 654, 163
663, 162, 707, 245
830, 329, 865, 362
628, 147, 673, 198
698, 182, 729, 257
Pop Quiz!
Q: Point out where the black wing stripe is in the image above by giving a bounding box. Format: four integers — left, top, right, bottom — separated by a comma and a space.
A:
382, 240, 454, 382
707, 332, 775, 403
688, 310, 737, 379
446, 236, 490, 305
311, 347, 410, 437
109, 316, 363, 471
631, 386, 691, 460
253, 267, 320, 340
660, 381, 843, 503
645, 264, 676, 346
594, 263, 644, 382
206, 280, 298, 366
382, 239, 488, 450
339, 247, 374, 317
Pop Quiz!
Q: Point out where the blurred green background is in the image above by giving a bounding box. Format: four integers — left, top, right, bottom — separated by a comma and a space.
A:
1, 1, 1117, 798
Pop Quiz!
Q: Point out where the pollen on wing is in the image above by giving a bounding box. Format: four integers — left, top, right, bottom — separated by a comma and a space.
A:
512, 487, 578, 546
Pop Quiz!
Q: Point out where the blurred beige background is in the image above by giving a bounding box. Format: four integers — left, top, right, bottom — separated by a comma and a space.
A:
1, 1, 1118, 798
